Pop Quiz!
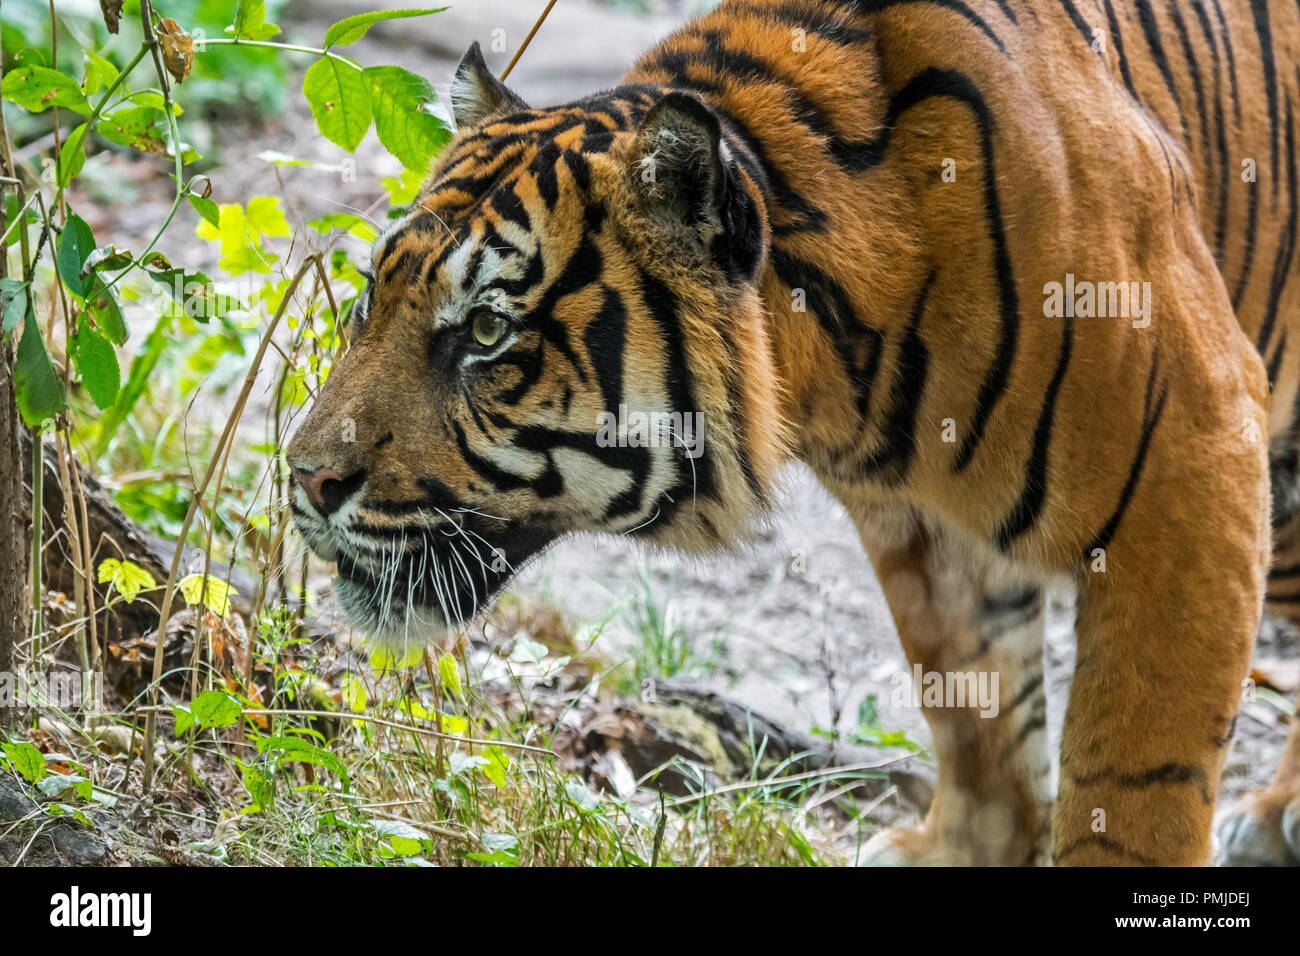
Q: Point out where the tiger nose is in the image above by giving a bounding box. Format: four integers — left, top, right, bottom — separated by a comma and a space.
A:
291, 465, 367, 517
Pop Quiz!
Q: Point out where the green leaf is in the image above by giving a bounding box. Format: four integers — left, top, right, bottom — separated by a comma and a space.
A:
190, 691, 241, 730
241, 765, 274, 810
96, 105, 168, 155
302, 58, 372, 154
81, 51, 118, 96
363, 65, 450, 173
381, 167, 424, 205
56, 214, 95, 297
245, 195, 290, 237
15, 309, 65, 426
509, 637, 548, 664
368, 643, 423, 674
228, 0, 281, 41
1, 277, 28, 333
97, 558, 157, 603
149, 268, 239, 321
323, 8, 446, 49
195, 201, 281, 275
84, 273, 128, 345
189, 193, 220, 227
465, 849, 517, 866
71, 324, 119, 409
38, 772, 88, 799
342, 675, 367, 713
57, 122, 89, 187
1, 66, 91, 114
307, 212, 377, 242
178, 573, 238, 617
479, 745, 509, 789
370, 819, 429, 856
82, 245, 135, 273
3, 741, 45, 783
437, 652, 463, 699
257, 736, 349, 785
171, 705, 194, 736
94, 312, 171, 460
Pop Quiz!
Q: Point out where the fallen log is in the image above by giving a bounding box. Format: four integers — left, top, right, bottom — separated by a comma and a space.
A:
573, 677, 935, 815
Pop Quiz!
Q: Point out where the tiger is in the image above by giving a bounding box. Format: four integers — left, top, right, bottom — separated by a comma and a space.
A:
285, 0, 1300, 865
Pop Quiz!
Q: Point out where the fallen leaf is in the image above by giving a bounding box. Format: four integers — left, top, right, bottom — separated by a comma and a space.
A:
157, 19, 194, 84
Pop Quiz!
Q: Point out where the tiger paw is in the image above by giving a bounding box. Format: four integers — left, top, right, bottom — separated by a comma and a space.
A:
854, 825, 936, 866
1216, 789, 1300, 866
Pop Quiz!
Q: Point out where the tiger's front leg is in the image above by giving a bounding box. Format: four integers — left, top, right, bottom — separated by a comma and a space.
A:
1051, 394, 1268, 866
856, 520, 1053, 866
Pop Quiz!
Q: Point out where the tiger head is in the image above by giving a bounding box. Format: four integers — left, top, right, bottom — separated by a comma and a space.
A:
286, 44, 789, 648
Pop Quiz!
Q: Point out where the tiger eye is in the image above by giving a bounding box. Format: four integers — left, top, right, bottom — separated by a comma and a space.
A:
472, 310, 507, 347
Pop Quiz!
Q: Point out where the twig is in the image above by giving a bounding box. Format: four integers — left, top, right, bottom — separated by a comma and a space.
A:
501, 0, 559, 81
662, 754, 917, 809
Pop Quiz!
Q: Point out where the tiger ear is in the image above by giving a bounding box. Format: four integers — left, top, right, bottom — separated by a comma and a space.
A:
449, 41, 528, 128
631, 92, 727, 229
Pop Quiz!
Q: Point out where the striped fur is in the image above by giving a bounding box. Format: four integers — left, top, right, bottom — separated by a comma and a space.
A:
287, 0, 1300, 865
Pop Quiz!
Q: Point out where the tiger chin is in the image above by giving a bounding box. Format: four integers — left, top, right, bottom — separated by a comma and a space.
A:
287, 0, 1300, 866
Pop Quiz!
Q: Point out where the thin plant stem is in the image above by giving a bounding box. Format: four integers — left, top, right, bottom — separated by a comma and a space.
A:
141, 255, 322, 793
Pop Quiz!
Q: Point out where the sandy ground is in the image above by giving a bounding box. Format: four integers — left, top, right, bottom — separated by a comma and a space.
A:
75, 0, 1291, 857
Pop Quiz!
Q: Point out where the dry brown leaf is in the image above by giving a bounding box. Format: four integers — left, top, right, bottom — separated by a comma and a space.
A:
156, 18, 194, 84
99, 0, 123, 33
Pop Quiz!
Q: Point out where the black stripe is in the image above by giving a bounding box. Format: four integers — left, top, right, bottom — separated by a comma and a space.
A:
1189, 0, 1230, 261
1133, 0, 1189, 144
1167, 0, 1210, 161
982, 585, 1040, 615
1247, 0, 1281, 207
999, 710, 1047, 764
638, 269, 718, 512
1267, 560, 1300, 579
454, 419, 558, 498
854, 277, 933, 484
1007, 672, 1045, 713
653, 32, 889, 183
1233, 158, 1261, 308
1072, 761, 1211, 803
856, 0, 1005, 52
1104, 0, 1141, 101
1267, 329, 1288, 389
529, 235, 601, 389
1057, 0, 1096, 46
995, 316, 1074, 550
584, 286, 626, 413
828, 69, 1019, 471
1207, 0, 1241, 121
1054, 835, 1159, 866
1255, 94, 1298, 354
1085, 355, 1169, 556
769, 248, 885, 420
760, 0, 873, 44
